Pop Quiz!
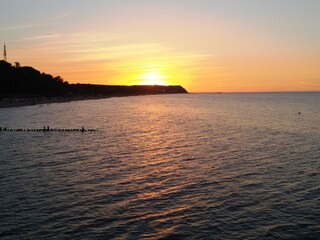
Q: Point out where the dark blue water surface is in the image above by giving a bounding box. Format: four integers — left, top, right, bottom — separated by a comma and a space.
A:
0, 93, 319, 239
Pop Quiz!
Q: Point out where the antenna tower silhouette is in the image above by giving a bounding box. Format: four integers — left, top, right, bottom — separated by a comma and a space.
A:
3, 43, 7, 61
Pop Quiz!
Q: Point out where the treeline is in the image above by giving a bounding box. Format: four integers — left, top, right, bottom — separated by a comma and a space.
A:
0, 60, 187, 99
0, 60, 68, 98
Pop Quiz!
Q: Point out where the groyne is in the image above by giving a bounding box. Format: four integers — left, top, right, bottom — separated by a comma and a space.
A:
0, 126, 98, 133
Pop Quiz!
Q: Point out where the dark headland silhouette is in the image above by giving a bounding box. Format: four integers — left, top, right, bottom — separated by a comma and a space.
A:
0, 60, 188, 107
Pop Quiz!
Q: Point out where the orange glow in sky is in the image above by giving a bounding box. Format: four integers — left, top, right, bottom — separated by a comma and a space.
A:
1, 1, 320, 92
138, 71, 168, 86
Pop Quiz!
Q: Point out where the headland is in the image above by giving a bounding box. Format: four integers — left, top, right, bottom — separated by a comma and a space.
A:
0, 60, 188, 108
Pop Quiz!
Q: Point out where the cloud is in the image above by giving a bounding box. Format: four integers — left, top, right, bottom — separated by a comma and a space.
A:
19, 34, 60, 41
0, 11, 71, 33
25, 31, 170, 61
0, 23, 44, 32
61, 43, 170, 61
12, 29, 218, 86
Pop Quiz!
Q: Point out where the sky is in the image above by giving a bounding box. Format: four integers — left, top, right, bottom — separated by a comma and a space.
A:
1, 0, 320, 92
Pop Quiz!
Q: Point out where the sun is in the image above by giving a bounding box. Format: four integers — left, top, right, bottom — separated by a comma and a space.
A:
138, 71, 168, 85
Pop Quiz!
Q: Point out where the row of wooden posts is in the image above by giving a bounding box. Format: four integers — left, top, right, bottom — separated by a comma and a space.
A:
0, 126, 98, 132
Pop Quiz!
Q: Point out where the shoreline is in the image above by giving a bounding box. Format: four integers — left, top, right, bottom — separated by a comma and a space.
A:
0, 96, 113, 109
0, 93, 186, 109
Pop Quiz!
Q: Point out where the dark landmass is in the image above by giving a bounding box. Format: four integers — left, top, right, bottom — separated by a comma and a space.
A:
0, 60, 188, 108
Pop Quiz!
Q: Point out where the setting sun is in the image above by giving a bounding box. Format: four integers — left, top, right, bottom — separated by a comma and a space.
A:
138, 71, 168, 86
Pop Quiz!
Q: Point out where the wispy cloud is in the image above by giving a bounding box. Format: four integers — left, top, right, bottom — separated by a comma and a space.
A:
61, 43, 171, 61
26, 31, 170, 61
12, 29, 218, 86
29, 32, 127, 50
19, 34, 60, 41
0, 23, 44, 32
0, 11, 71, 33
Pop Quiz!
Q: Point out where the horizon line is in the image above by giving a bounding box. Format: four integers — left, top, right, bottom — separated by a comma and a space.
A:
190, 91, 320, 94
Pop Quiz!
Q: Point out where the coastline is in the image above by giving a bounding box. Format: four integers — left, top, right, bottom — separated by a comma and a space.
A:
0, 96, 113, 109
0, 92, 187, 109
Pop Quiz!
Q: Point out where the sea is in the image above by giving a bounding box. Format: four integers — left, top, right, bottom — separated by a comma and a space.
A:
0, 93, 319, 240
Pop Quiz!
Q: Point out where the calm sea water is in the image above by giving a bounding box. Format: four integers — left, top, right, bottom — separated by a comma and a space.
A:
0, 93, 319, 239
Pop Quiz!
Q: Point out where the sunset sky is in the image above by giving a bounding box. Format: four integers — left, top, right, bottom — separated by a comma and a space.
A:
1, 0, 319, 92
